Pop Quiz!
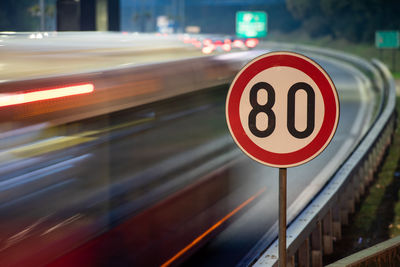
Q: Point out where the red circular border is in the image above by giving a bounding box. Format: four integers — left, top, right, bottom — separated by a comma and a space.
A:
226, 52, 339, 167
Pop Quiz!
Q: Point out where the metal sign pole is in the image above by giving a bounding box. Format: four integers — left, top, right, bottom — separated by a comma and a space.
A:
226, 51, 339, 266
279, 168, 287, 267
40, 0, 45, 31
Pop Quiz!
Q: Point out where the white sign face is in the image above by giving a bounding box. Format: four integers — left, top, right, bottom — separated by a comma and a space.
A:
226, 51, 339, 168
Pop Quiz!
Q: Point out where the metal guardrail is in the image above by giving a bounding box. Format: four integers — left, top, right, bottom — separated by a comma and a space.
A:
326, 235, 400, 267
264, 42, 384, 86
247, 52, 396, 266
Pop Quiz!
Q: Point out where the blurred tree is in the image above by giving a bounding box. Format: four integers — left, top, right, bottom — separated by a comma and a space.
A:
286, 0, 332, 38
286, 0, 400, 42
0, 1, 39, 31
286, 0, 319, 20
28, 2, 56, 31
28, 4, 41, 17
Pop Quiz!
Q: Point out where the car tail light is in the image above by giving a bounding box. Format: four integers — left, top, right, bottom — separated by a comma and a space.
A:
203, 39, 212, 46
222, 43, 231, 52
245, 38, 259, 48
193, 40, 202, 48
0, 83, 94, 107
202, 45, 215, 54
233, 39, 244, 48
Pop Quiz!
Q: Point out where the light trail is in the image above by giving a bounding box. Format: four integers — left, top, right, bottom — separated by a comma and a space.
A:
0, 83, 94, 107
161, 186, 267, 267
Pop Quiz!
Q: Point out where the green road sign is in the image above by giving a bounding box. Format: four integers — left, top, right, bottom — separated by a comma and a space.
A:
236, 11, 267, 38
375, 31, 399, 49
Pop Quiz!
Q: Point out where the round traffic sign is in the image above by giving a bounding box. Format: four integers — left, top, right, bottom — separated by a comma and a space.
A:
226, 51, 339, 168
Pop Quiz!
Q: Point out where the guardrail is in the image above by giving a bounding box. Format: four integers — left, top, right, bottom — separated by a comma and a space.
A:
326, 235, 400, 267
246, 50, 396, 266
264, 42, 384, 92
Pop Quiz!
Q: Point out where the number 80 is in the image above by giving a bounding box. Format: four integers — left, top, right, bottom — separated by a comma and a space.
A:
248, 82, 316, 139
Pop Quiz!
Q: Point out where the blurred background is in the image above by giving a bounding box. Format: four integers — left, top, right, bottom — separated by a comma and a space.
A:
0, 1, 399, 267
1, 0, 399, 71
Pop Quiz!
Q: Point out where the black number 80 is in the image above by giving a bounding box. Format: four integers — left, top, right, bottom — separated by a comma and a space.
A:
248, 82, 315, 139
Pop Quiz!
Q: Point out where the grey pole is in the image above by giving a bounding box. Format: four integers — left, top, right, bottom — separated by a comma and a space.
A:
279, 168, 287, 267
40, 0, 45, 31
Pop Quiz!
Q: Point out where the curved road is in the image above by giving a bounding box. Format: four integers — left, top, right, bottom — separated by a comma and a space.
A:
0, 34, 378, 266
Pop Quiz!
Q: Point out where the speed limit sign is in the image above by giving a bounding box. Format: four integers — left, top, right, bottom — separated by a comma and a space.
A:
226, 51, 339, 168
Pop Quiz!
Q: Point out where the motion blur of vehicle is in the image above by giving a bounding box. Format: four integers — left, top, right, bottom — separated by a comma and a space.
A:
0, 30, 264, 266
0, 0, 399, 267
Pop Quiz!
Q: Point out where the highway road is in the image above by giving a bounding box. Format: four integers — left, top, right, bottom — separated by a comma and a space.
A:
0, 33, 378, 266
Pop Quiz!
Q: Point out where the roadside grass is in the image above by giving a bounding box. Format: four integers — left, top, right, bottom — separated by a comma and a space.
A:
393, 72, 400, 79
352, 95, 400, 240
389, 96, 400, 237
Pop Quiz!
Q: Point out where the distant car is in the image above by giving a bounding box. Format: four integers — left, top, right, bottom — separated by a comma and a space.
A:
180, 34, 259, 54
